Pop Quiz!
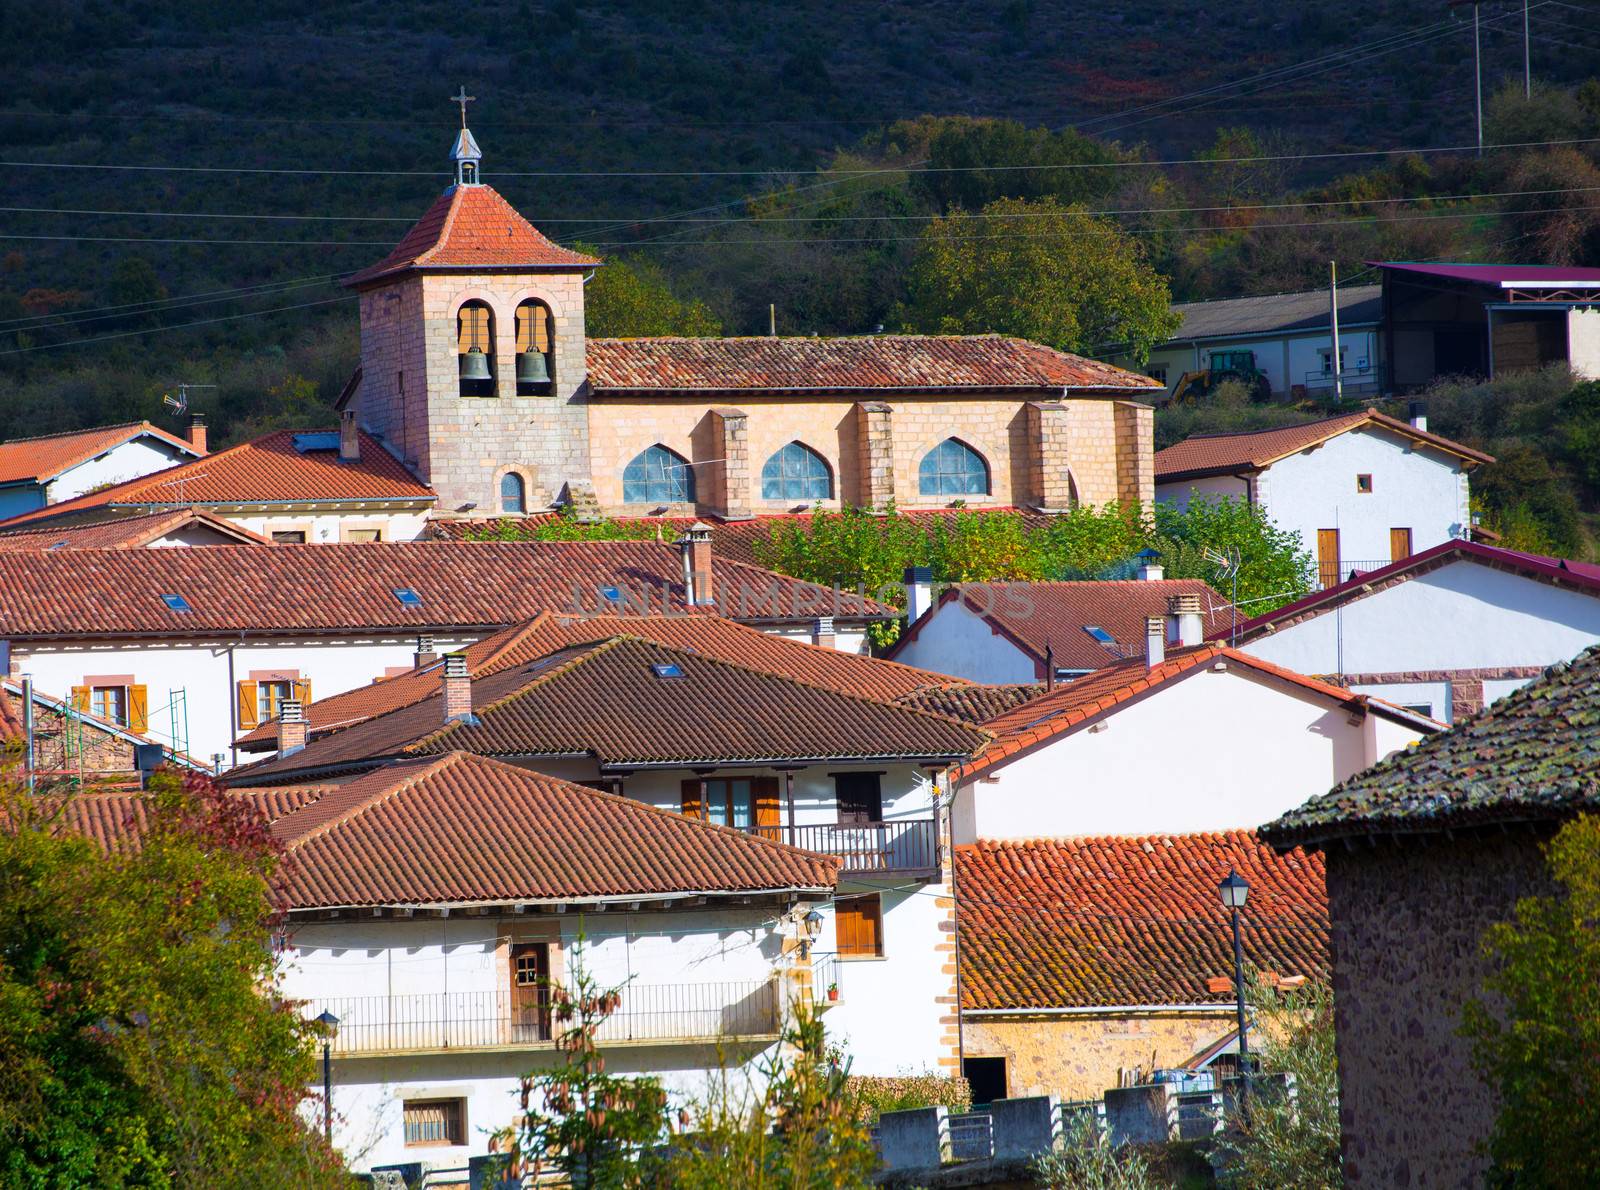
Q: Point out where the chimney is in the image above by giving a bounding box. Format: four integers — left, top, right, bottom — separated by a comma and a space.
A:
812, 616, 835, 650
187, 413, 208, 454
278, 699, 308, 757
414, 634, 438, 670
904, 566, 934, 623
339, 409, 361, 462
1136, 549, 1163, 581
1145, 615, 1165, 670
442, 652, 472, 723
1407, 400, 1428, 433
679, 523, 715, 607
1044, 642, 1055, 693
1166, 593, 1205, 647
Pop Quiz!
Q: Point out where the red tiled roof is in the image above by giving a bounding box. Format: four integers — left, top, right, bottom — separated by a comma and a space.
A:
893, 682, 1045, 725
1154, 409, 1493, 483
889, 579, 1229, 672
345, 185, 599, 288
0, 507, 270, 550
0, 421, 199, 487
0, 540, 889, 638
0, 685, 22, 742
0, 430, 434, 530
954, 644, 1431, 783
237, 612, 957, 751
228, 635, 987, 784
585, 336, 1160, 394
955, 832, 1328, 1010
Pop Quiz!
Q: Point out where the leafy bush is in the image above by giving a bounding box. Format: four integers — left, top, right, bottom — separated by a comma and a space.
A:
842, 1071, 971, 1123
1032, 1113, 1153, 1190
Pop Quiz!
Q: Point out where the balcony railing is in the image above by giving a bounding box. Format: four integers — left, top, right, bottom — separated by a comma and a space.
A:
750, 818, 940, 876
305, 977, 782, 1057
1318, 559, 1399, 588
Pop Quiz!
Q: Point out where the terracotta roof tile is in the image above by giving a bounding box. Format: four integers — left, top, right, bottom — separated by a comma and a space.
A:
0, 507, 270, 550
1155, 409, 1492, 483
0, 421, 199, 487
893, 682, 1045, 724
346, 185, 599, 287
585, 336, 1160, 394
955, 832, 1328, 1010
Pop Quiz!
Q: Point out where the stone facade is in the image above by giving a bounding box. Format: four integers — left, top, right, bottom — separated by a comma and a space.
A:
1326, 829, 1554, 1187
1333, 665, 1547, 720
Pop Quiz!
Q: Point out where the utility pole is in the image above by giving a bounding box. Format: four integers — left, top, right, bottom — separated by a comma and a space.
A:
1524, 0, 1532, 98
1448, 2, 1484, 153
1330, 260, 1345, 404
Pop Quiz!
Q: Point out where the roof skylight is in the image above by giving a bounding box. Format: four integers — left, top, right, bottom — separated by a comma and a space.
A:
1082, 625, 1116, 646
651, 662, 685, 679
159, 593, 192, 613
599, 585, 622, 604
392, 587, 423, 608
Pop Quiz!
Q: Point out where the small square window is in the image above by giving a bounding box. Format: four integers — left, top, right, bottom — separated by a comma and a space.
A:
392, 587, 423, 607
403, 1097, 465, 1147
651, 662, 685, 679
159, 593, 192, 613
1356, 474, 1373, 494
92, 685, 128, 726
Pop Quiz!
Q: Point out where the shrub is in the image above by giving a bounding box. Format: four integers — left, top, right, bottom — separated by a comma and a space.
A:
1032, 1113, 1153, 1189
842, 1072, 971, 1123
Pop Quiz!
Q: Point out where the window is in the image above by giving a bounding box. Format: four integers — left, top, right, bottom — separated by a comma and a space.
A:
235, 678, 309, 730
650, 662, 685, 679
681, 777, 779, 832
159, 593, 192, 613
833, 772, 883, 826
500, 472, 526, 514
74, 682, 148, 732
456, 301, 495, 397
92, 685, 128, 726
392, 587, 423, 608
256, 680, 295, 724
622, 445, 693, 505
1147, 366, 1168, 385
1356, 473, 1373, 494
836, 894, 883, 958
344, 528, 383, 543
1319, 346, 1348, 375
761, 442, 832, 502
514, 300, 554, 395
270, 530, 307, 544
403, 1098, 466, 1147
918, 439, 989, 497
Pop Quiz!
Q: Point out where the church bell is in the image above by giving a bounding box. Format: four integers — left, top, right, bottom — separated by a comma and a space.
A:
458, 349, 492, 381
516, 350, 551, 385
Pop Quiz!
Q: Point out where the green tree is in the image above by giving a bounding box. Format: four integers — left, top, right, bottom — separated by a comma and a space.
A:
1462, 815, 1600, 1187
579, 249, 721, 339
1553, 379, 1600, 495
897, 198, 1179, 363
910, 116, 1133, 212
0, 769, 348, 1188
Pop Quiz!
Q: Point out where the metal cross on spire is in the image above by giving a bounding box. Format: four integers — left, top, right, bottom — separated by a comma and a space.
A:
451, 86, 475, 129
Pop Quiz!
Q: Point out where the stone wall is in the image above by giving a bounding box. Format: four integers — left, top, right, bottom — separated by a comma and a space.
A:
962, 1011, 1236, 1101
27, 700, 138, 776
1327, 829, 1555, 1187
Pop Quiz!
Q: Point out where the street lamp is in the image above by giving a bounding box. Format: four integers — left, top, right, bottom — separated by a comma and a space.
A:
315, 1010, 340, 1145
1218, 870, 1251, 1082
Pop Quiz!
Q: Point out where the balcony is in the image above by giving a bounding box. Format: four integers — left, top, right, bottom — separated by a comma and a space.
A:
1318, 559, 1399, 589
751, 818, 940, 878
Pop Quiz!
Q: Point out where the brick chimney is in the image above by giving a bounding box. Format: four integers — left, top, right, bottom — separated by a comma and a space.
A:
278, 699, 308, 757
1166, 593, 1205, 647
187, 413, 208, 455
442, 652, 472, 723
414, 634, 438, 670
339, 409, 361, 462
812, 616, 835, 650
679, 523, 715, 607
1145, 615, 1165, 670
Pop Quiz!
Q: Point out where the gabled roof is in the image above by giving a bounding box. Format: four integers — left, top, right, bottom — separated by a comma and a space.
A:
1263, 643, 1600, 847
954, 644, 1435, 783
0, 540, 888, 639
1154, 409, 1493, 483
237, 612, 958, 751
1220, 540, 1600, 644
345, 184, 599, 288
955, 832, 1328, 1011
0, 507, 269, 551
227, 635, 988, 784
0, 421, 199, 488
585, 336, 1160, 394
887, 579, 1229, 673
0, 429, 434, 531
1168, 284, 1383, 343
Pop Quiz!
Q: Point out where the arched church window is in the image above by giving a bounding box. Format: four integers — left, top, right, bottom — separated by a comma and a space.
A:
457, 301, 495, 397
515, 300, 555, 396
761, 442, 833, 502
919, 438, 990, 496
623, 445, 694, 505
500, 472, 527, 514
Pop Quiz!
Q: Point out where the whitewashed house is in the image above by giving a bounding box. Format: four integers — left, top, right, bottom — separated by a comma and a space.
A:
224, 629, 988, 1094
0, 540, 889, 766
0, 420, 203, 520
1155, 409, 1493, 588
1223, 539, 1600, 722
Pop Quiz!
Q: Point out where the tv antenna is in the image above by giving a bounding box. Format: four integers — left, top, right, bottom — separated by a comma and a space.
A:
161, 383, 215, 416
1202, 546, 1243, 645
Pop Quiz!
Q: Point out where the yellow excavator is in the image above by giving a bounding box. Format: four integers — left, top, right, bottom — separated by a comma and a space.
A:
1168, 350, 1271, 405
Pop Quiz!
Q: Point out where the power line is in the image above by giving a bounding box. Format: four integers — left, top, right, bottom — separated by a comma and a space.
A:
0, 273, 348, 331
0, 233, 392, 248
0, 295, 353, 356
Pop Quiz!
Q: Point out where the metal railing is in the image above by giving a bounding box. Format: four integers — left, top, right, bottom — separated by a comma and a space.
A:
948, 1111, 994, 1161
1319, 559, 1398, 588
305, 977, 781, 1057
750, 818, 940, 874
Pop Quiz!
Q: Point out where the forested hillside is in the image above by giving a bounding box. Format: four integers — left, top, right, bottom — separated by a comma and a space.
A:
5, 0, 1600, 550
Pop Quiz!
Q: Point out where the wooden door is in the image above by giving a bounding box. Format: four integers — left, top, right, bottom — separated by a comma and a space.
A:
510, 943, 551, 1040
1389, 527, 1412, 563
1317, 528, 1341, 589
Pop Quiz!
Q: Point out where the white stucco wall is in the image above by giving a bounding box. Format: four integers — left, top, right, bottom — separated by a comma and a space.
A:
954, 665, 1424, 841
224, 509, 433, 543
1567, 307, 1600, 380
45, 436, 193, 504
890, 601, 1037, 682
1155, 473, 1251, 514
1357, 680, 1452, 721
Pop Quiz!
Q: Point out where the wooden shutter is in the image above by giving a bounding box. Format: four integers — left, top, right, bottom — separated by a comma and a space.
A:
1389, 527, 1412, 562
71, 685, 91, 713
1316, 528, 1340, 588
236, 680, 259, 729
753, 776, 781, 831
293, 678, 313, 709
680, 778, 703, 819
837, 895, 883, 958
457, 304, 490, 353
128, 685, 149, 734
